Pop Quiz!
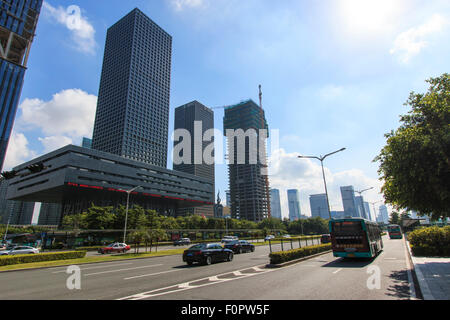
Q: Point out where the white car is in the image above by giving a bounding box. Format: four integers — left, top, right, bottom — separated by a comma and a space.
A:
265, 235, 275, 241
282, 234, 291, 238
0, 246, 40, 255
221, 236, 238, 243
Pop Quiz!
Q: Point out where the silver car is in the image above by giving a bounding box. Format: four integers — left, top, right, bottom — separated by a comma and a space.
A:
0, 246, 40, 255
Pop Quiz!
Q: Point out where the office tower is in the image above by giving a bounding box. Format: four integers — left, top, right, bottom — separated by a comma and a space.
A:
0, 179, 34, 225
379, 205, 389, 224
223, 99, 270, 222
0, 0, 43, 170
364, 202, 372, 221
225, 190, 230, 207
173, 101, 214, 217
270, 189, 282, 219
330, 211, 344, 219
309, 193, 330, 219
340, 186, 358, 218
92, 8, 172, 167
355, 196, 367, 219
287, 189, 301, 221
82, 137, 92, 149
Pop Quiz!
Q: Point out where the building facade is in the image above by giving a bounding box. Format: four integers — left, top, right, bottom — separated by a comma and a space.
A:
378, 205, 389, 224
223, 99, 270, 222
0, 178, 34, 225
309, 193, 329, 219
287, 189, 301, 221
173, 101, 214, 217
270, 189, 282, 219
5, 145, 214, 225
0, 0, 43, 170
340, 186, 358, 218
91, 8, 172, 168
363, 201, 372, 221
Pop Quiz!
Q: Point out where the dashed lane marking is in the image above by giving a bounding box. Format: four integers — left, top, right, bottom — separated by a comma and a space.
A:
84, 264, 163, 276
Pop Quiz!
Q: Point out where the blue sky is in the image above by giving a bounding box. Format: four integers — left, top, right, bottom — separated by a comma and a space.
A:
5, 0, 450, 220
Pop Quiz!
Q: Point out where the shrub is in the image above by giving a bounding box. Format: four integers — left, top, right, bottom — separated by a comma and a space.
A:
408, 226, 450, 257
269, 244, 331, 264
0, 251, 87, 266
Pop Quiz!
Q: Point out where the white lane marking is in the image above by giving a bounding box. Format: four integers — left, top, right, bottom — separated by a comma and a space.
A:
333, 268, 343, 274
84, 264, 163, 276
233, 271, 244, 276
384, 258, 397, 260
124, 269, 181, 280
179, 282, 196, 289
52, 262, 133, 274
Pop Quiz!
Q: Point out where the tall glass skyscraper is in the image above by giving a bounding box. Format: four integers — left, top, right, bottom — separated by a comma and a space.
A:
0, 0, 43, 170
270, 189, 282, 219
287, 189, 301, 221
92, 8, 172, 167
309, 193, 329, 219
340, 185, 358, 218
173, 100, 214, 217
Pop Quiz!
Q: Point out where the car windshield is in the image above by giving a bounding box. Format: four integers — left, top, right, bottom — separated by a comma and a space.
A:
227, 240, 239, 245
188, 244, 206, 250
107, 244, 116, 247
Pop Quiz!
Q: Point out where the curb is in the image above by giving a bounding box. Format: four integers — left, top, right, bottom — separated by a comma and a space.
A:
265, 250, 332, 268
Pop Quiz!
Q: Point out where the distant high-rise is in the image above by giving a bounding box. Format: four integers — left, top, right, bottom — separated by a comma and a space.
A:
82, 137, 92, 149
270, 189, 282, 219
379, 205, 389, 224
0, 0, 43, 170
341, 186, 358, 218
363, 202, 372, 221
223, 99, 270, 222
225, 190, 231, 207
287, 189, 301, 221
173, 101, 214, 217
309, 193, 329, 219
355, 196, 367, 219
92, 8, 172, 167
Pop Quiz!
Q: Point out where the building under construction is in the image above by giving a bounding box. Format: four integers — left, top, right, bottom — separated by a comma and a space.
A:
223, 99, 270, 222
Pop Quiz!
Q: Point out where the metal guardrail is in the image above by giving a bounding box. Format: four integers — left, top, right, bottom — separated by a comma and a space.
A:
268, 236, 322, 253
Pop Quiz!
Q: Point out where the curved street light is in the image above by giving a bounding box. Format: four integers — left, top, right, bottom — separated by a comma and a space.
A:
298, 148, 346, 219
122, 185, 143, 243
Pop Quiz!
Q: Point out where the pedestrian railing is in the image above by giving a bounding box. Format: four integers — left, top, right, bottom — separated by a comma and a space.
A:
267, 235, 323, 253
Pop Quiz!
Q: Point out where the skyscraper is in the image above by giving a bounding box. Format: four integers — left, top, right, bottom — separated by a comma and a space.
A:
173, 100, 214, 217
379, 205, 389, 224
0, 0, 43, 170
287, 189, 301, 221
223, 99, 270, 222
355, 196, 367, 219
309, 193, 329, 219
92, 8, 172, 167
270, 189, 282, 219
364, 201, 372, 221
340, 186, 358, 218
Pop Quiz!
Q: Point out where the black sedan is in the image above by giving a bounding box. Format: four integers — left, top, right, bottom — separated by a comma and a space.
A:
182, 243, 234, 265
224, 240, 255, 254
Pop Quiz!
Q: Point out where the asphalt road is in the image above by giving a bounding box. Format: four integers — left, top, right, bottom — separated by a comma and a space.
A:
0, 235, 412, 300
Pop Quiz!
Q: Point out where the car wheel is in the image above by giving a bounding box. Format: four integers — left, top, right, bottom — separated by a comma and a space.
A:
205, 256, 212, 265
251, 247, 255, 252
187, 261, 193, 266
227, 252, 234, 262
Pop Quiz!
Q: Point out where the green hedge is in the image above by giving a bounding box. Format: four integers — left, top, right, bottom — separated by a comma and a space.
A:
269, 244, 331, 264
408, 226, 450, 257
0, 251, 87, 266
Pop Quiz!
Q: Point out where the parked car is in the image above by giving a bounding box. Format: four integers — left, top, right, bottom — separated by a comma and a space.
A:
282, 234, 291, 238
264, 235, 275, 241
0, 243, 6, 251
221, 235, 238, 243
182, 243, 234, 265
321, 234, 331, 244
0, 246, 39, 255
173, 238, 191, 246
98, 243, 130, 254
224, 240, 255, 254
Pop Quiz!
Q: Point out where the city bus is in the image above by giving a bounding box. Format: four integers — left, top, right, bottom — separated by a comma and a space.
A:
387, 224, 402, 239
329, 218, 383, 258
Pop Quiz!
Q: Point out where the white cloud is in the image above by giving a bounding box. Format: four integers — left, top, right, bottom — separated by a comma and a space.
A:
38, 136, 73, 154
3, 132, 37, 171
43, 2, 96, 54
390, 14, 448, 63
169, 0, 206, 11
269, 148, 384, 219
18, 89, 97, 140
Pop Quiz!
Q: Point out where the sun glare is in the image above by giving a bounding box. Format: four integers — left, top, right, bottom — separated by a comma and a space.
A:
339, 0, 402, 34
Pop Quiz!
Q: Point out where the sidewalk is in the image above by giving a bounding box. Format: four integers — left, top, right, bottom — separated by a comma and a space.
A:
406, 240, 450, 300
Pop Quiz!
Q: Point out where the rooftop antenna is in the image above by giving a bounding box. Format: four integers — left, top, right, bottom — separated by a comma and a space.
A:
259, 84, 263, 109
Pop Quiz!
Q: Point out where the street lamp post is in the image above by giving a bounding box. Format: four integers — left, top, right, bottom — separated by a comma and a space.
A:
298, 148, 346, 220
355, 187, 374, 220
123, 186, 142, 243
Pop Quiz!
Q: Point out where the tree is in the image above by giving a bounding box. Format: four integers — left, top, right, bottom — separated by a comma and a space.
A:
374, 74, 450, 220
85, 205, 115, 229
389, 211, 400, 225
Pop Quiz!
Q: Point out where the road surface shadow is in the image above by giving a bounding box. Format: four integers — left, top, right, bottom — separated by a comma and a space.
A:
321, 257, 375, 268
386, 270, 410, 299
